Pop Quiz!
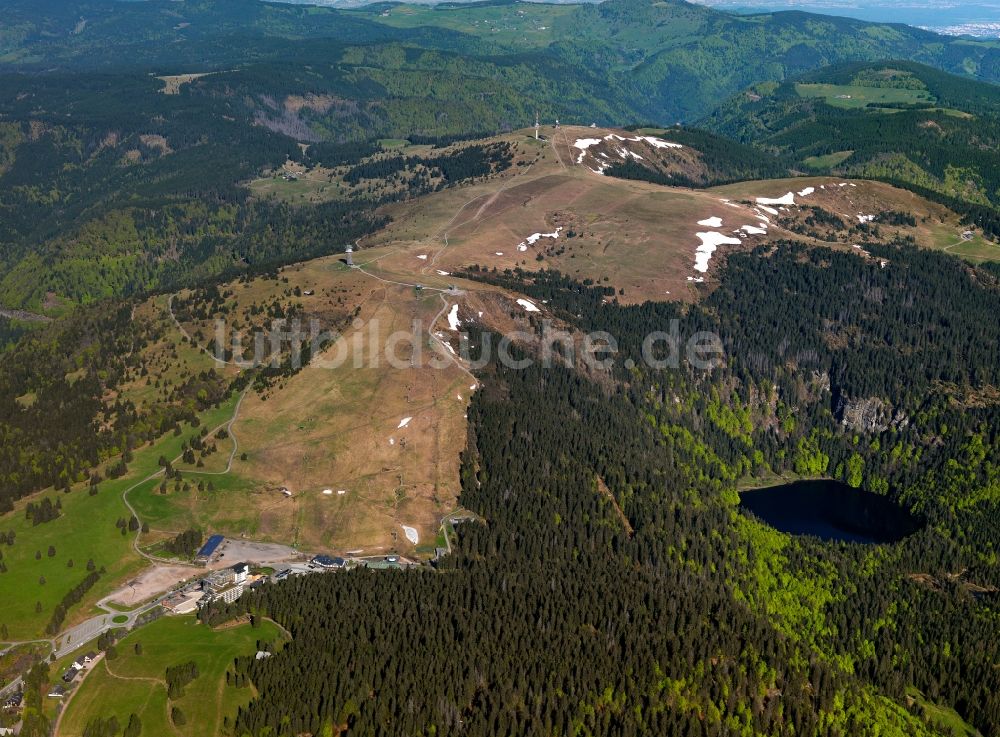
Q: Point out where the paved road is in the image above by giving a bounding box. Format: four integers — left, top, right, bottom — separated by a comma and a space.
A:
2, 592, 163, 693
53, 597, 160, 660
0, 675, 22, 699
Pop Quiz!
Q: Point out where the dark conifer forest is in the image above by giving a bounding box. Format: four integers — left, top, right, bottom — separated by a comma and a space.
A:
199, 243, 1000, 736
4, 3, 1000, 735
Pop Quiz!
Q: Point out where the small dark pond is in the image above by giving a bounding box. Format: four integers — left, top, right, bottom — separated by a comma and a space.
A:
739, 479, 922, 544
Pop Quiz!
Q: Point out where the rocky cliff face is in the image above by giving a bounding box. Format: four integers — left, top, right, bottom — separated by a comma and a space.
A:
836, 396, 909, 434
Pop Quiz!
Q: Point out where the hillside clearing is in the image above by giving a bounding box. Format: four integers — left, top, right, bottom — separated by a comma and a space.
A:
58, 616, 282, 737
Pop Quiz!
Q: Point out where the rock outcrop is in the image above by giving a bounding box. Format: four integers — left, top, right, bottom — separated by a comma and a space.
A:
836, 396, 909, 434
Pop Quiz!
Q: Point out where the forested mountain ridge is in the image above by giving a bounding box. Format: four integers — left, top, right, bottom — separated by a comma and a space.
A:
0, 63, 553, 309
702, 61, 1000, 236
5, 0, 1000, 123
7, 0, 1000, 311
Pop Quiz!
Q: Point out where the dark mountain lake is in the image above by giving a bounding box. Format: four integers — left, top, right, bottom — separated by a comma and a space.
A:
739, 479, 922, 544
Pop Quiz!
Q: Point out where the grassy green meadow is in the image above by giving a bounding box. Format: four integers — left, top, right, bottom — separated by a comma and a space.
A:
59, 616, 283, 737
803, 151, 854, 169
906, 687, 984, 737
0, 395, 240, 641
795, 83, 934, 109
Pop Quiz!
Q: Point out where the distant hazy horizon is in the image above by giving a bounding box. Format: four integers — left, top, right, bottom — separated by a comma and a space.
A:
687, 0, 1000, 36
278, 0, 1000, 37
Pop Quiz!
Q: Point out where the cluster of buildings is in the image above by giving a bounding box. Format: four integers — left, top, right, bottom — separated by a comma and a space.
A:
1, 693, 22, 729
162, 562, 263, 614
60, 653, 96, 684
0, 687, 20, 735
1, 693, 21, 712
267, 553, 412, 580
161, 552, 358, 616
202, 562, 254, 605
40, 652, 98, 700
166, 534, 416, 616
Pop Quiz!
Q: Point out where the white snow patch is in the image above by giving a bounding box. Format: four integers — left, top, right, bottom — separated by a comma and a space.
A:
322, 489, 333, 495
573, 138, 602, 163
516, 298, 540, 313
797, 187, 815, 197
389, 438, 395, 446
436, 269, 450, 276
397, 417, 412, 429
518, 227, 563, 251
640, 135, 682, 149
741, 224, 767, 235
686, 276, 705, 283
602, 133, 681, 149
495, 252, 504, 256
401, 525, 419, 545
757, 192, 796, 206
526, 228, 562, 245
697, 216, 724, 228
857, 214, 875, 223
337, 489, 347, 496
758, 205, 779, 216
694, 232, 742, 273
446, 304, 460, 331
416, 254, 428, 260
